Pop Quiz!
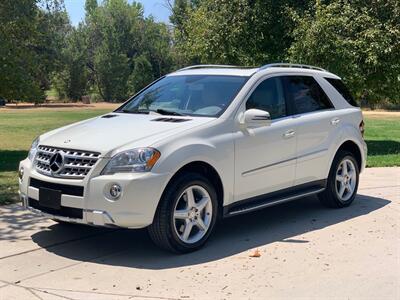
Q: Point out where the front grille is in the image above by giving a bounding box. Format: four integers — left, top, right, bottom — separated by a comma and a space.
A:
34, 145, 100, 179
30, 178, 84, 196
28, 198, 83, 219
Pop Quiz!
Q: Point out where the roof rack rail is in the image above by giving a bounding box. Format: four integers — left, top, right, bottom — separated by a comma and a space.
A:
259, 63, 326, 72
176, 64, 239, 72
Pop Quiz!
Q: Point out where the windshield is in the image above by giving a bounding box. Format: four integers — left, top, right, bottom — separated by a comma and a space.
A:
117, 75, 248, 117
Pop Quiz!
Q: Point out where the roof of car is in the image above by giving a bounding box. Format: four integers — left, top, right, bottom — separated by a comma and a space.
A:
168, 64, 339, 78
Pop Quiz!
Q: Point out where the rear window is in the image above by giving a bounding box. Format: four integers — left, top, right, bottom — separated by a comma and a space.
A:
325, 78, 358, 107
283, 76, 333, 114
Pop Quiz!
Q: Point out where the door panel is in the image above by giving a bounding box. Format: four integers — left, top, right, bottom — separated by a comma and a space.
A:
234, 118, 297, 201
294, 110, 341, 185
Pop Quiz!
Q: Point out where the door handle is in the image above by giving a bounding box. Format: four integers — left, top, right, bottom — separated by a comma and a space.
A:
283, 129, 296, 138
331, 117, 341, 125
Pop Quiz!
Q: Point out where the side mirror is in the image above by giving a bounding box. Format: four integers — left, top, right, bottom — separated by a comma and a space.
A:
243, 109, 271, 128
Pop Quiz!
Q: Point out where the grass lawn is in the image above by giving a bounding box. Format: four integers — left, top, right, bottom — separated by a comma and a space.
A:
0, 110, 399, 205
363, 115, 400, 167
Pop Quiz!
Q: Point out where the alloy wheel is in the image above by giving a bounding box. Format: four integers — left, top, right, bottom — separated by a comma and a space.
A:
173, 185, 213, 244
335, 158, 357, 201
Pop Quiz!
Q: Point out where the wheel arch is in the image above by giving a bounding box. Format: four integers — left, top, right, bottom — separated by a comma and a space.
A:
161, 161, 225, 218
335, 140, 363, 171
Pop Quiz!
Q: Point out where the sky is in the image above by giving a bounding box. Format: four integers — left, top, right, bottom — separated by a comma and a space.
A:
64, 0, 172, 26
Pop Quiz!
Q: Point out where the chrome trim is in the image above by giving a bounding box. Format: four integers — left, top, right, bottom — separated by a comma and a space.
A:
296, 148, 328, 160
259, 63, 326, 72
228, 188, 325, 216
176, 64, 240, 72
242, 157, 296, 176
34, 145, 100, 179
25, 205, 117, 227
242, 148, 328, 176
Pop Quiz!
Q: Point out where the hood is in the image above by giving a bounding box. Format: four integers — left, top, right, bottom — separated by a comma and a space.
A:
40, 113, 214, 156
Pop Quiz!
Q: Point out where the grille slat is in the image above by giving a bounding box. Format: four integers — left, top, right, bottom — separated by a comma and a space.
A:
34, 145, 100, 179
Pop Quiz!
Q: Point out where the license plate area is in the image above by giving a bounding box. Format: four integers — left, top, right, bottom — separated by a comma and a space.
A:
39, 187, 61, 210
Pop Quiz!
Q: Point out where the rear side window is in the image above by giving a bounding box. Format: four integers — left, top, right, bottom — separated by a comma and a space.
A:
325, 77, 358, 107
283, 76, 333, 114
246, 77, 286, 119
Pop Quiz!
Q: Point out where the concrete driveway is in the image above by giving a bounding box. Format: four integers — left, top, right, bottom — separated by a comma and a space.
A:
0, 167, 398, 300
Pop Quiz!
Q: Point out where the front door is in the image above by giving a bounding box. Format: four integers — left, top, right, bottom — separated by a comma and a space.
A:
234, 76, 297, 201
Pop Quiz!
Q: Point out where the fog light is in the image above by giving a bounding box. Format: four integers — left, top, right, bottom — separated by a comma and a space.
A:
109, 184, 122, 199
18, 167, 24, 180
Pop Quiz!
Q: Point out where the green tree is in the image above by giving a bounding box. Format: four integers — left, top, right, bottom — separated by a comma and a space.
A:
84, 0, 174, 102
171, 0, 311, 65
53, 25, 88, 100
0, 0, 69, 102
288, 0, 400, 104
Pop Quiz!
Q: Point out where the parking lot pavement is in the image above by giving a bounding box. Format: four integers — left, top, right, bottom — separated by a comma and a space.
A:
0, 167, 399, 300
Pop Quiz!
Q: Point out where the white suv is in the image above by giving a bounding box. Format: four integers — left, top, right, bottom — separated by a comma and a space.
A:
19, 64, 367, 253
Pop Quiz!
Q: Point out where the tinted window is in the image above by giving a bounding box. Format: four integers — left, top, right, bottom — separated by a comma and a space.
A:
246, 77, 286, 119
119, 75, 248, 117
284, 76, 333, 114
325, 77, 358, 107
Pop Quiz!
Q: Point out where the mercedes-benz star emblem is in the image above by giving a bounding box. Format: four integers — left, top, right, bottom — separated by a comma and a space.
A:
49, 151, 64, 173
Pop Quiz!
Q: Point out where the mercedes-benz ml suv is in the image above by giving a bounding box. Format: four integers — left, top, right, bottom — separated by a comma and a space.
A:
19, 64, 367, 253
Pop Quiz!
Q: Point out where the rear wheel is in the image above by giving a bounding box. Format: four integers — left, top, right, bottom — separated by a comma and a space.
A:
319, 150, 359, 208
148, 172, 218, 253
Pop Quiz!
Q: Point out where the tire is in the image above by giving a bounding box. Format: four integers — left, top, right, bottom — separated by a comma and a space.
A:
319, 150, 359, 208
148, 172, 219, 253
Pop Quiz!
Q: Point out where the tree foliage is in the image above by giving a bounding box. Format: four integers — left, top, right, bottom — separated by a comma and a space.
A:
1, 0, 399, 104
288, 0, 400, 104
171, 0, 312, 65
58, 0, 175, 102
0, 0, 69, 102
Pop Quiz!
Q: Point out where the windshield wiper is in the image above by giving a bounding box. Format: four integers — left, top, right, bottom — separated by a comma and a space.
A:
155, 109, 184, 116
121, 109, 149, 114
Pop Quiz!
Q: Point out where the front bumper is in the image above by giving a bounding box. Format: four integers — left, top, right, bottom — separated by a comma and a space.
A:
19, 158, 170, 228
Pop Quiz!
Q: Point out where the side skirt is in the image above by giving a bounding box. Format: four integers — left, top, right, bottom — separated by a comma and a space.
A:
223, 179, 327, 217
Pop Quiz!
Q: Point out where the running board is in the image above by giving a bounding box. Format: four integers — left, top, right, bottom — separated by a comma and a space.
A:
224, 180, 326, 217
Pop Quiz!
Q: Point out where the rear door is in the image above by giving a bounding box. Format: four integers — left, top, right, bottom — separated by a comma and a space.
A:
282, 75, 341, 185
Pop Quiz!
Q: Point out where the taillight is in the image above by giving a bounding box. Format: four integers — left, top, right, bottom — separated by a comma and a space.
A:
359, 120, 365, 138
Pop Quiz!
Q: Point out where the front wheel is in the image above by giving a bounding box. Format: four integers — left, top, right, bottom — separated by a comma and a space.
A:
319, 150, 359, 208
148, 172, 218, 253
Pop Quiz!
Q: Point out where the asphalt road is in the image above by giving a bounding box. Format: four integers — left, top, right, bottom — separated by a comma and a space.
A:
0, 167, 399, 300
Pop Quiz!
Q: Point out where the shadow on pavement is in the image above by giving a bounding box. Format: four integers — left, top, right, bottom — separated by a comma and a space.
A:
29, 194, 389, 269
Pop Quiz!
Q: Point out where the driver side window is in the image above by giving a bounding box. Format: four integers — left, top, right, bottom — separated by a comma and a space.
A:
246, 77, 286, 119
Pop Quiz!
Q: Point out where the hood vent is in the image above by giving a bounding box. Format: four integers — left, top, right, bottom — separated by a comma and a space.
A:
101, 114, 118, 119
151, 117, 191, 123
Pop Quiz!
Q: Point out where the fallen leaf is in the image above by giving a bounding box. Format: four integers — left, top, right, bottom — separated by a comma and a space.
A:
249, 249, 261, 257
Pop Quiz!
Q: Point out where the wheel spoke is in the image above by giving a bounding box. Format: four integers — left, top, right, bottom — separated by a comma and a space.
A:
174, 209, 188, 220
342, 161, 348, 176
185, 188, 195, 208
346, 184, 353, 195
195, 217, 207, 231
338, 183, 346, 197
182, 221, 193, 241
195, 196, 209, 212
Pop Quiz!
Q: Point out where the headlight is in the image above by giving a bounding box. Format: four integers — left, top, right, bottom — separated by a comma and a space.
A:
101, 148, 161, 175
28, 137, 40, 161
